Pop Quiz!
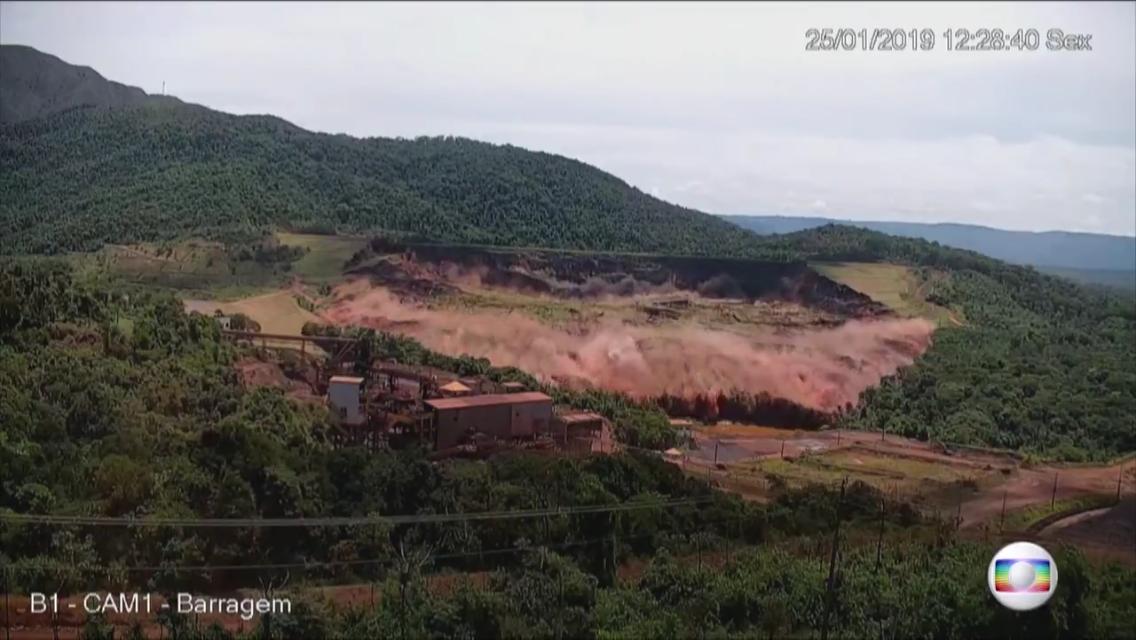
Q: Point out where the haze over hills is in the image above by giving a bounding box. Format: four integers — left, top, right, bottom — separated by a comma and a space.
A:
724, 215, 1136, 290
724, 215, 1136, 271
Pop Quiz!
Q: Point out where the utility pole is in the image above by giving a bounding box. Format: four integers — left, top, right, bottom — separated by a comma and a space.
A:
4, 565, 10, 640
1051, 473, 1059, 509
556, 566, 564, 640
820, 477, 848, 640
875, 496, 886, 569
999, 490, 1007, 532
611, 511, 619, 586
713, 440, 719, 466
1118, 469, 1125, 503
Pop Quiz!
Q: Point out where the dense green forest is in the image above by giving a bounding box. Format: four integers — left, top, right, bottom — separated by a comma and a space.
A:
0, 103, 764, 256
67, 541, 1136, 640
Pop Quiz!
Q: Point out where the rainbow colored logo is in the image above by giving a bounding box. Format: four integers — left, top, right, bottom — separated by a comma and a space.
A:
994, 559, 1051, 592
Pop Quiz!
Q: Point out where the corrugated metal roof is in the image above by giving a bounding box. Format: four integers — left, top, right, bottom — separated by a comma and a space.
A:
426, 392, 552, 411
557, 412, 604, 424
329, 376, 365, 385
439, 381, 472, 393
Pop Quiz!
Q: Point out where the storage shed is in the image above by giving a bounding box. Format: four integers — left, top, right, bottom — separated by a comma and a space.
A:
426, 392, 552, 449
328, 376, 365, 426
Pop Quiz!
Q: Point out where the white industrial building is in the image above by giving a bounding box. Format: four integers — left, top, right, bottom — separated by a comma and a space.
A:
328, 375, 365, 426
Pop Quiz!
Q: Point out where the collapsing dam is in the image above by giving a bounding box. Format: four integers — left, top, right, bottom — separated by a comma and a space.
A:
328, 243, 935, 426
347, 239, 889, 317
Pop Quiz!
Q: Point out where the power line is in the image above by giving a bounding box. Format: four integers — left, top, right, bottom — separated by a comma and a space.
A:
3, 512, 748, 574
0, 496, 711, 529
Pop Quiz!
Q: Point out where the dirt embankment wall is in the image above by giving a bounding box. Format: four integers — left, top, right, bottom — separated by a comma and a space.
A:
352, 241, 888, 318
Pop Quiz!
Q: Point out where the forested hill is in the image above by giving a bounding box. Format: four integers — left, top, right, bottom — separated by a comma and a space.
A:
0, 102, 773, 256
0, 47, 762, 256
724, 214, 1136, 273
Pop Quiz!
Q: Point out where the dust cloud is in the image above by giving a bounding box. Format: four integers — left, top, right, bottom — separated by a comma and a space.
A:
322, 280, 934, 412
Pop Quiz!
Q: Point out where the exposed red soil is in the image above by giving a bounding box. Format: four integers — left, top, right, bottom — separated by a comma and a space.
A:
322, 281, 934, 415
234, 357, 321, 404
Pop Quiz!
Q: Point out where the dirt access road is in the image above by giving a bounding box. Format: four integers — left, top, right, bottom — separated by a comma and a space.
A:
956, 459, 1135, 527
684, 425, 1135, 532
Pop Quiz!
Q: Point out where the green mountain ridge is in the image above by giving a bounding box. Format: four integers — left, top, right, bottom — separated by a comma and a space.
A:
0, 47, 764, 257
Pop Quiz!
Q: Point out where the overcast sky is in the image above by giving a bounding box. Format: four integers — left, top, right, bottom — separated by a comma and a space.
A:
2, 1, 1134, 235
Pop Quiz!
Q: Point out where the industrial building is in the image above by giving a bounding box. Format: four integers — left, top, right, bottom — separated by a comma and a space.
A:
426, 392, 553, 449
553, 411, 607, 453
328, 375, 365, 426
218, 329, 607, 456
438, 380, 473, 397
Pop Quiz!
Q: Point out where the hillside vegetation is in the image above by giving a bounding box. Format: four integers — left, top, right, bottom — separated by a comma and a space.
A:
0, 102, 762, 256
2, 261, 1136, 640
760, 226, 1136, 459
2, 262, 1133, 639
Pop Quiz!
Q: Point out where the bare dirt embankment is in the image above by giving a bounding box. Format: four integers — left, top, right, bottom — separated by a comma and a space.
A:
347, 240, 890, 316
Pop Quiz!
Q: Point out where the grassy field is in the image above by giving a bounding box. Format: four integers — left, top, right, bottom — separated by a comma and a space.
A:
183, 291, 323, 335
812, 261, 958, 326
70, 241, 284, 299
712, 446, 992, 512
275, 232, 368, 280
64, 233, 367, 299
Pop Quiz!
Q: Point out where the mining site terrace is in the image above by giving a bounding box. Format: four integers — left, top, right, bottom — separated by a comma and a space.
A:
327, 241, 935, 420
176, 236, 936, 427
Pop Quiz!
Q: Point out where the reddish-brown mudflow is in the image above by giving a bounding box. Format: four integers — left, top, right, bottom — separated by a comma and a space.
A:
323, 280, 934, 416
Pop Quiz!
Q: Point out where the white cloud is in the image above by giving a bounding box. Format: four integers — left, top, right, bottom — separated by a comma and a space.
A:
1, 1, 1133, 235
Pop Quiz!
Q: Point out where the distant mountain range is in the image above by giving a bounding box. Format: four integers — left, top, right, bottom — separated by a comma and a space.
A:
724, 215, 1135, 289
